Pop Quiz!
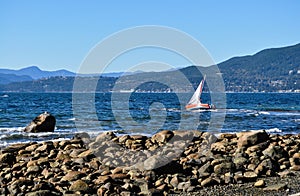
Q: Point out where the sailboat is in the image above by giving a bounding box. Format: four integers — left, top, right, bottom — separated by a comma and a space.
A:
185, 75, 215, 110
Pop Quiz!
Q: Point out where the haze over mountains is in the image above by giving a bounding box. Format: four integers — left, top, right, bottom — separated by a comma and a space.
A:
0, 43, 299, 92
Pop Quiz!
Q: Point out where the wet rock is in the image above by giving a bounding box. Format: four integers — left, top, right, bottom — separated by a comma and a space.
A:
24, 112, 56, 133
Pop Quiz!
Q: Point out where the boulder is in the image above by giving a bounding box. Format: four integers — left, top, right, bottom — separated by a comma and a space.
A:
151, 130, 174, 144
237, 130, 269, 148
24, 112, 56, 133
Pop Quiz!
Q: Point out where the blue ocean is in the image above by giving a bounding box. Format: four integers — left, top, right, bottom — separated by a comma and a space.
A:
0, 92, 299, 148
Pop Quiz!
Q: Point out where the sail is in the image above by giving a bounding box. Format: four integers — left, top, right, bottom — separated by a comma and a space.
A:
187, 75, 206, 105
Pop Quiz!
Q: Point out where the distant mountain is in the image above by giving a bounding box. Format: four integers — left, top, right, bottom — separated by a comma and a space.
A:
0, 66, 76, 81
218, 43, 300, 92
0, 73, 32, 84
0, 43, 299, 92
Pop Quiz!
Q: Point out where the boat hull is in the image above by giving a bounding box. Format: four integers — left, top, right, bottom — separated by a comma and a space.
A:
185, 103, 215, 110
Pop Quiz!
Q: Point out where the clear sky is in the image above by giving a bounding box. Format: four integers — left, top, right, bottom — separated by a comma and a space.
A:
0, 0, 299, 73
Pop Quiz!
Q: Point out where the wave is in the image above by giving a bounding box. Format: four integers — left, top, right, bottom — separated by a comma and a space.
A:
258, 111, 270, 115
0, 127, 25, 132
264, 128, 282, 133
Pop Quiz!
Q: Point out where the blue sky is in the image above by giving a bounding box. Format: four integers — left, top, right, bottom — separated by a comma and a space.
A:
0, 0, 299, 73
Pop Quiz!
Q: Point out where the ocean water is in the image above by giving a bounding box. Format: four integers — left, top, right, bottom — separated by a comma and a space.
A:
0, 92, 299, 148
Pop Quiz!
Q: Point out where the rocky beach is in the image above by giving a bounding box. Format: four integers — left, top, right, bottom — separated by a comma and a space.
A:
1, 130, 300, 196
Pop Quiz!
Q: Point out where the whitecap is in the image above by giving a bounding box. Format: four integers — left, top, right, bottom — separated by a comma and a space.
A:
0, 127, 25, 132
265, 128, 282, 133
258, 111, 270, 115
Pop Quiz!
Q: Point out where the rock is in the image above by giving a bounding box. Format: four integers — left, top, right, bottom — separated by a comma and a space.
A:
2, 143, 31, 153
262, 144, 285, 160
110, 173, 128, 180
233, 156, 248, 169
8, 179, 33, 195
214, 162, 233, 175
111, 167, 123, 174
24, 112, 56, 133
210, 142, 227, 153
254, 179, 265, 187
78, 149, 95, 161
170, 175, 179, 188
26, 165, 40, 173
224, 172, 233, 184
94, 176, 112, 184
237, 130, 269, 148
254, 158, 276, 176
0, 153, 15, 165
234, 171, 244, 183
278, 170, 296, 177
151, 130, 174, 144
25, 190, 60, 196
263, 183, 287, 191
95, 132, 116, 143
120, 191, 132, 196
36, 142, 54, 152
198, 161, 212, 176
243, 171, 257, 181
133, 179, 149, 193
290, 165, 300, 171
201, 177, 218, 187
61, 171, 84, 181
69, 180, 89, 192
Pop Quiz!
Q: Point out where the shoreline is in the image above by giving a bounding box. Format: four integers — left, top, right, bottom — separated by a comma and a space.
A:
1, 130, 300, 195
